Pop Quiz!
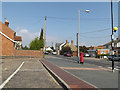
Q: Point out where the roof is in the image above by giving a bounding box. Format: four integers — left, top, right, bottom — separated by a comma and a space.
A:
0, 21, 15, 40
14, 36, 22, 41
0, 21, 15, 33
56, 42, 65, 47
103, 39, 120, 46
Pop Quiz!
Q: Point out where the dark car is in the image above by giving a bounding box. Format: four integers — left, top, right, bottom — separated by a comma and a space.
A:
64, 52, 72, 57
108, 55, 120, 61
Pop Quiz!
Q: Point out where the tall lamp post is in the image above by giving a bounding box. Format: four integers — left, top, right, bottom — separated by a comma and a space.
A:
77, 9, 90, 63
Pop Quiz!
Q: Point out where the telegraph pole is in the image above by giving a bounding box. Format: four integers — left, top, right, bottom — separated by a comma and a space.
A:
111, 0, 114, 72
44, 16, 47, 52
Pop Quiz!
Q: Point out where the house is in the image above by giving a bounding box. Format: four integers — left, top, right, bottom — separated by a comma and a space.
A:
0, 20, 43, 57
56, 40, 77, 56
64, 40, 77, 56
0, 20, 22, 56
103, 38, 120, 54
56, 42, 65, 55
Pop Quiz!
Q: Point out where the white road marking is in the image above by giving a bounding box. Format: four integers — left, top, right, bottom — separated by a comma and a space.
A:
0, 62, 24, 89
108, 67, 119, 71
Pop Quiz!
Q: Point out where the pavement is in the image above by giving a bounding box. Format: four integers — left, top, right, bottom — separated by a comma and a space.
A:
42, 55, 119, 89
1, 57, 62, 89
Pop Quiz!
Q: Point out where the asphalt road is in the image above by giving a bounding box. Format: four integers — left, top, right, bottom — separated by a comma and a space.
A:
45, 55, 119, 89
51, 55, 119, 69
1, 57, 62, 88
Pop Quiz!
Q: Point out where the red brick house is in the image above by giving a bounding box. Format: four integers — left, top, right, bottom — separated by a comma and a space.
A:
0, 20, 43, 57
0, 20, 22, 56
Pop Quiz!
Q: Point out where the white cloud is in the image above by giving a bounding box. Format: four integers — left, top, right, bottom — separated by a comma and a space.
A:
15, 28, 39, 46
19, 29, 28, 34
15, 27, 60, 47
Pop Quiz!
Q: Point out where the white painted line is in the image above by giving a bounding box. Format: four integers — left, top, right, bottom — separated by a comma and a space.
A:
108, 67, 119, 71
0, 62, 24, 89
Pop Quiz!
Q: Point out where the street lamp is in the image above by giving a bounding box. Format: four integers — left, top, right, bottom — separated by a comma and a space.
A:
77, 9, 90, 63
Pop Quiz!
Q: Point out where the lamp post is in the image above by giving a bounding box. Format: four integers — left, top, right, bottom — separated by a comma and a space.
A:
77, 9, 90, 63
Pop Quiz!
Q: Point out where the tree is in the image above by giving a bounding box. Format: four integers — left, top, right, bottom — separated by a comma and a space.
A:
79, 45, 88, 53
29, 37, 41, 50
21, 44, 29, 50
29, 28, 44, 50
23, 45, 29, 50
21, 44, 24, 49
39, 28, 44, 48
60, 46, 72, 55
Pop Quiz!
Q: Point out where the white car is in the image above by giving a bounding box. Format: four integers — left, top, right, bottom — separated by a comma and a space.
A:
52, 52, 57, 55
84, 53, 90, 57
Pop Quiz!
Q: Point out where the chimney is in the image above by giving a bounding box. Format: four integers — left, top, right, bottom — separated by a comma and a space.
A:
71, 40, 73, 44
5, 20, 9, 27
66, 40, 68, 43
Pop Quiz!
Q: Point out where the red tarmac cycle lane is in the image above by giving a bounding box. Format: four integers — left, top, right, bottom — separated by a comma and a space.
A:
41, 59, 98, 90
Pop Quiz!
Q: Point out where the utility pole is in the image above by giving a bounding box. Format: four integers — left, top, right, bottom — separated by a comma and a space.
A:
111, 0, 114, 72
77, 10, 80, 63
44, 16, 47, 52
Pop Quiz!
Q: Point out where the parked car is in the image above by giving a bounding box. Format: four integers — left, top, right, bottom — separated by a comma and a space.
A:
84, 53, 90, 57
64, 52, 72, 57
108, 55, 120, 61
52, 52, 57, 55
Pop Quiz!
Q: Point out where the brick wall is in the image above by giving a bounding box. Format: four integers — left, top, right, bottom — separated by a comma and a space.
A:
14, 50, 43, 58
1, 34, 15, 56
1, 22, 15, 56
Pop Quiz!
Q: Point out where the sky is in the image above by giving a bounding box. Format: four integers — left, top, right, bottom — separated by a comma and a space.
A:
1, 2, 119, 47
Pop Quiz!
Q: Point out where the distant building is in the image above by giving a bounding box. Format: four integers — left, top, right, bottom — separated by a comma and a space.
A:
56, 42, 65, 55
55, 40, 77, 56
88, 45, 104, 50
103, 38, 120, 54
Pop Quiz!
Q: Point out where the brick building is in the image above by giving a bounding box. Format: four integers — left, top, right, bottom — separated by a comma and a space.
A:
0, 20, 43, 58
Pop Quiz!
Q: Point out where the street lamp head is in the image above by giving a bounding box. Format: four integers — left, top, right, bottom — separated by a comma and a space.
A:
85, 10, 90, 13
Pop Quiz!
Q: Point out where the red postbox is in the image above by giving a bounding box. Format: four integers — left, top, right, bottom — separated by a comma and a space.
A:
80, 52, 84, 64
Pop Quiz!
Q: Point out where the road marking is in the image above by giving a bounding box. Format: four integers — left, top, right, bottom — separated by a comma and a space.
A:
0, 62, 24, 89
108, 67, 119, 71
60, 67, 112, 71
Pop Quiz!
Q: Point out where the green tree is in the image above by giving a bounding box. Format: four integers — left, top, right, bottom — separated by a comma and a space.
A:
29, 37, 41, 50
60, 46, 72, 55
23, 45, 29, 50
79, 45, 88, 53
29, 28, 44, 50
21, 44, 24, 49
39, 28, 44, 48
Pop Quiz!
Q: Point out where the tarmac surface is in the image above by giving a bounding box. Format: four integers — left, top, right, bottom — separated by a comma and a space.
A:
44, 55, 119, 89
1, 57, 62, 88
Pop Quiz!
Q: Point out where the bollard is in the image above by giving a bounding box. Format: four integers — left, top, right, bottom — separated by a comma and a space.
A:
80, 53, 84, 64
